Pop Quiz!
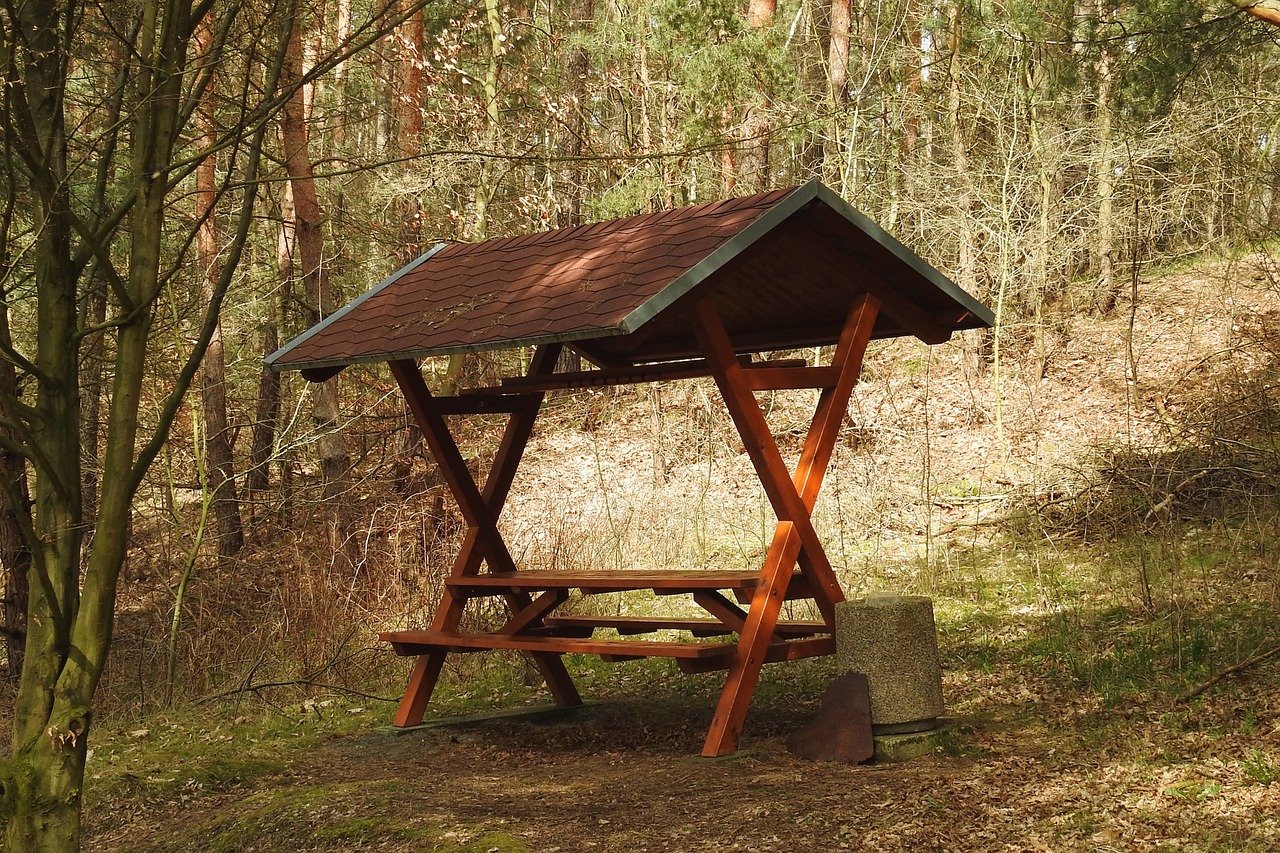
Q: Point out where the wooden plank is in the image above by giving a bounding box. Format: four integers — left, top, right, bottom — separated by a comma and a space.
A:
677, 636, 836, 674
541, 615, 827, 638
462, 357, 808, 395
426, 394, 538, 415
446, 569, 766, 593
743, 366, 840, 391
391, 652, 446, 727
692, 590, 749, 633
381, 630, 738, 660
729, 573, 814, 604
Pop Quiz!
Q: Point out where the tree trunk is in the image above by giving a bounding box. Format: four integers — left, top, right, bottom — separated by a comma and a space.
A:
79, 283, 106, 533
740, 0, 777, 192
824, 0, 853, 184
247, 321, 281, 505
396, 0, 425, 258
280, 8, 351, 503
473, 0, 505, 240
247, 185, 294, 513
195, 18, 245, 558
556, 0, 594, 229
1094, 1, 1117, 313
828, 0, 851, 106
392, 0, 427, 491
0, 301, 31, 682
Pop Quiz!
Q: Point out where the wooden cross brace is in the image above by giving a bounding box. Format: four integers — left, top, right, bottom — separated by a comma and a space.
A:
382, 292, 880, 757
387, 345, 581, 726
694, 292, 879, 755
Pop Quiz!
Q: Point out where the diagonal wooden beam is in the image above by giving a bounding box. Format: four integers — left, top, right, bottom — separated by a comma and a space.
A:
693, 300, 837, 602
786, 293, 880, 621
387, 348, 580, 722
390, 358, 518, 573
693, 294, 878, 756
694, 590, 784, 643
498, 589, 569, 635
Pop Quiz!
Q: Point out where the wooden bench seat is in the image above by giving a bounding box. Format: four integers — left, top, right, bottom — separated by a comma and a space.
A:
381, 629, 735, 660
380, 629, 835, 674
539, 615, 827, 638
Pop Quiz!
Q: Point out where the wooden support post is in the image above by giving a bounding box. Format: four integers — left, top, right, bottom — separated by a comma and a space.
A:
694, 294, 879, 756
386, 346, 580, 725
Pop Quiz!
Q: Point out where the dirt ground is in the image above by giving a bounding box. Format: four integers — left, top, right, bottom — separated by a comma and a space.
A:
84, 682, 1280, 853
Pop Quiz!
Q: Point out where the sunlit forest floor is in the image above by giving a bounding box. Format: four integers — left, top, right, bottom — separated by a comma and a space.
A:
15, 250, 1280, 851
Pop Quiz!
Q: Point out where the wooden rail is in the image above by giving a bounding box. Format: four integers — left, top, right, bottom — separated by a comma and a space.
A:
459, 357, 808, 395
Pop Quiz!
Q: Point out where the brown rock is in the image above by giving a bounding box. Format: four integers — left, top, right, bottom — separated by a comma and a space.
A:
786, 672, 874, 764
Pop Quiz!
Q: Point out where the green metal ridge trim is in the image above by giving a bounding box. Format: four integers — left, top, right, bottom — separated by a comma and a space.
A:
809, 183, 995, 327
269, 324, 628, 376
266, 242, 450, 372
616, 182, 815, 335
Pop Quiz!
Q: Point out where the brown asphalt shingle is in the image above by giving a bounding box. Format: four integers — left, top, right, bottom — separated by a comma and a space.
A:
269, 181, 992, 375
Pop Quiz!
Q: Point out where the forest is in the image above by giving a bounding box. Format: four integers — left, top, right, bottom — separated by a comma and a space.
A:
1, 1, 1279, 851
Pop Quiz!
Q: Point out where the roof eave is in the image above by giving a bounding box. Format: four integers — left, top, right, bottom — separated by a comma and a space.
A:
279, 323, 633, 380
266, 242, 450, 374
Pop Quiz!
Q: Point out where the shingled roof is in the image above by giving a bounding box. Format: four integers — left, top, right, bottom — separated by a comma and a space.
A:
268, 180, 992, 379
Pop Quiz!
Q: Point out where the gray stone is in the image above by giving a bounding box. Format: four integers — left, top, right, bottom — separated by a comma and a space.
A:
873, 723, 961, 763
834, 594, 944, 733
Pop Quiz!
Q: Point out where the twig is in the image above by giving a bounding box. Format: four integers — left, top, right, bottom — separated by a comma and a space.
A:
198, 679, 398, 705
196, 629, 395, 705
1144, 469, 1212, 521
1175, 645, 1280, 703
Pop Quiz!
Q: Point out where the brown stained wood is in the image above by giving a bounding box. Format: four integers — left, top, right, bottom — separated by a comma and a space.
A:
382, 630, 738, 660
692, 295, 877, 756
390, 359, 516, 571
729, 573, 815, 604
391, 652, 447, 727
786, 294, 880, 622
477, 345, 581, 706
446, 569, 767, 593
743, 366, 839, 391
694, 305, 838, 587
476, 357, 808, 395
695, 300, 807, 756
498, 589, 568, 635
788, 218, 950, 344
388, 346, 580, 719
677, 636, 837, 674
692, 590, 750, 628
426, 394, 538, 415
541, 615, 826, 638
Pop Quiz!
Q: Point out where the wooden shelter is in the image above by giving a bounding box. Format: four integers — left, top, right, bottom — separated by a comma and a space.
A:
268, 179, 993, 756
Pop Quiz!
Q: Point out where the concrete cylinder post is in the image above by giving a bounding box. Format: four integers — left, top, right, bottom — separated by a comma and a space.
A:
834, 594, 943, 734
